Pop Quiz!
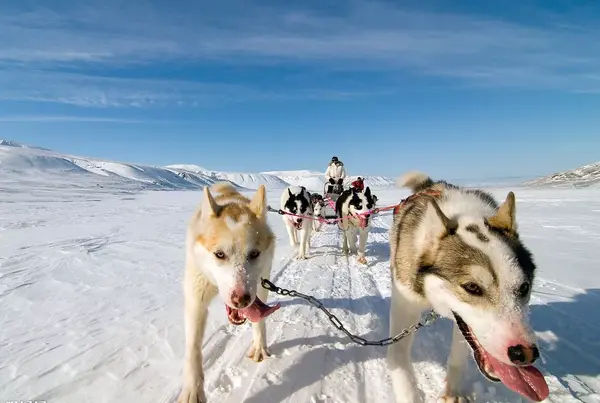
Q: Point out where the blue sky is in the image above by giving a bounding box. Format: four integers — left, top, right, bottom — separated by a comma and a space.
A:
1, 0, 599, 179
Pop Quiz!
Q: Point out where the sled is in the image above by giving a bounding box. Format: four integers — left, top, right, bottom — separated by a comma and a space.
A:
322, 182, 345, 219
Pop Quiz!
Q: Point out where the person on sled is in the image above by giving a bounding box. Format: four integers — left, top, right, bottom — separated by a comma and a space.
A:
325, 156, 346, 194
351, 177, 364, 192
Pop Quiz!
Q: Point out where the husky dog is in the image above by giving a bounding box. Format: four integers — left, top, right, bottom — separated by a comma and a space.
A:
335, 186, 375, 264
281, 185, 313, 259
387, 172, 549, 403
311, 194, 325, 233
178, 183, 280, 403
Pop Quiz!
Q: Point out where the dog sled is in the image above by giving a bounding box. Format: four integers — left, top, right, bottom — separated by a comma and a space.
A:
321, 181, 345, 219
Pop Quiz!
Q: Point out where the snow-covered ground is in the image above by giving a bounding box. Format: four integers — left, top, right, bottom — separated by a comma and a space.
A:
1, 179, 599, 403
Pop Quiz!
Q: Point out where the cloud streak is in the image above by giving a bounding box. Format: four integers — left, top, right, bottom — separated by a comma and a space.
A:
1, 0, 599, 108
0, 115, 148, 123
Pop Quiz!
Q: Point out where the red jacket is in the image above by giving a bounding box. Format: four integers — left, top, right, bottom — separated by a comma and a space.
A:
351, 179, 364, 191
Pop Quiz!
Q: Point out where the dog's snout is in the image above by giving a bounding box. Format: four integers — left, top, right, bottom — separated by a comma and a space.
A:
231, 290, 252, 308
507, 344, 539, 365
297, 218, 303, 223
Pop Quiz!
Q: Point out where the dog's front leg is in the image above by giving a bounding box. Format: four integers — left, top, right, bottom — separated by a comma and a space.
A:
348, 226, 358, 255
179, 274, 217, 403
248, 272, 273, 362
387, 284, 424, 403
341, 228, 349, 254
356, 228, 368, 264
438, 322, 470, 402
285, 221, 298, 247
297, 225, 310, 259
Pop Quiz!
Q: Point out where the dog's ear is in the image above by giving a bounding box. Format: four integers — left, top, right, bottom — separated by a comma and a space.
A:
201, 186, 220, 220
249, 185, 267, 220
364, 187, 371, 197
424, 195, 458, 236
288, 188, 293, 198
486, 191, 516, 234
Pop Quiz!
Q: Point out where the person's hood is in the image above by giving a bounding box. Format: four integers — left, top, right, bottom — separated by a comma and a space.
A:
329, 160, 344, 166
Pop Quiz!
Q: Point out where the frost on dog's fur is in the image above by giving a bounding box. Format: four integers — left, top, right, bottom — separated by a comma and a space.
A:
178, 182, 279, 403
388, 172, 549, 403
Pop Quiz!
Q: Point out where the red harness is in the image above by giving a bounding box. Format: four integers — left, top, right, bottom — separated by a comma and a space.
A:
393, 189, 442, 215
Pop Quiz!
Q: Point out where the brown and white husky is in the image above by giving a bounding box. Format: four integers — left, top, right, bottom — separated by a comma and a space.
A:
388, 172, 549, 403
178, 183, 280, 403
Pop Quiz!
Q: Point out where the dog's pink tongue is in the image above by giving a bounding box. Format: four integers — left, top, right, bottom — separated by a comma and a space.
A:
488, 354, 549, 402
239, 296, 280, 322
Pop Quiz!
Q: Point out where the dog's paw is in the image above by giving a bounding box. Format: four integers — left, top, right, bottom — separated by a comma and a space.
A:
357, 255, 367, 264
247, 344, 271, 362
295, 254, 307, 260
437, 396, 470, 403
341, 247, 349, 255
178, 385, 207, 403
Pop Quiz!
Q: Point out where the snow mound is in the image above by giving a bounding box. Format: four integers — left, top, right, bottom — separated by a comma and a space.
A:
525, 161, 600, 188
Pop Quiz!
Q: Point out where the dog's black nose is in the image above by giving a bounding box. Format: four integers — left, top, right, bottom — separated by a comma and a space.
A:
297, 219, 302, 223
231, 291, 252, 308
507, 344, 539, 365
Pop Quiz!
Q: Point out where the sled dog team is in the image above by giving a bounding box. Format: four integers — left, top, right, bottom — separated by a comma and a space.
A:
178, 172, 550, 403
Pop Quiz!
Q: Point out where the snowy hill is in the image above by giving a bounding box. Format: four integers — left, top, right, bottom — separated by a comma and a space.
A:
262, 170, 395, 191
525, 161, 600, 188
0, 138, 51, 150
0, 139, 396, 194
168, 165, 290, 190
0, 142, 222, 193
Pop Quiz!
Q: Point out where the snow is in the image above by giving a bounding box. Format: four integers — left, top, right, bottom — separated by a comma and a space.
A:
525, 161, 600, 188
262, 170, 395, 192
0, 140, 396, 193
1, 160, 599, 403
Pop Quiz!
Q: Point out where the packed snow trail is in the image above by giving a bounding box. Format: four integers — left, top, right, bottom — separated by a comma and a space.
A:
1, 187, 599, 402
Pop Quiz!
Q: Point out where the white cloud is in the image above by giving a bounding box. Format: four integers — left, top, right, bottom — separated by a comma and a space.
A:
0, 69, 380, 108
0, 0, 599, 105
0, 115, 147, 123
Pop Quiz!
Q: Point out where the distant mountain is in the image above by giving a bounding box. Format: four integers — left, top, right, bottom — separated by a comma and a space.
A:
524, 161, 600, 188
1, 139, 395, 193
261, 170, 395, 191
0, 139, 51, 151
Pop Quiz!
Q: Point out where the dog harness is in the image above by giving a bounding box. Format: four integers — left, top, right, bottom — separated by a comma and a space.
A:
393, 189, 442, 215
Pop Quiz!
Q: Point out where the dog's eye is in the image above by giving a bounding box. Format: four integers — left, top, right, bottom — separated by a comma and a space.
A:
518, 282, 531, 297
248, 250, 261, 259
462, 282, 483, 296
214, 251, 226, 259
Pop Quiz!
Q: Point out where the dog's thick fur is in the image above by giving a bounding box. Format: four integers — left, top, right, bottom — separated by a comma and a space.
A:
388, 172, 548, 402
178, 183, 276, 403
280, 185, 313, 259
335, 186, 376, 264
311, 197, 325, 233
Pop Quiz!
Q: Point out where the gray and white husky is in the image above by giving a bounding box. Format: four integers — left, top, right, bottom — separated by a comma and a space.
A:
388, 172, 549, 403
